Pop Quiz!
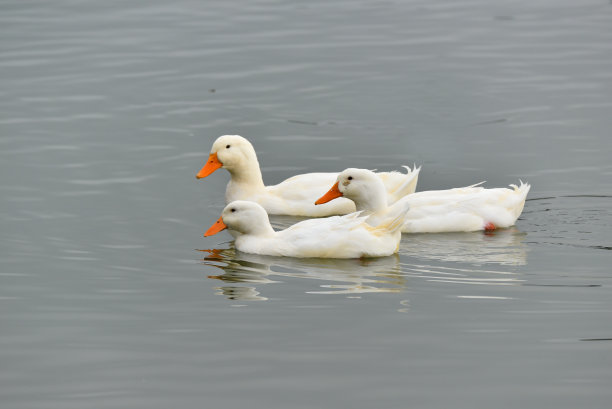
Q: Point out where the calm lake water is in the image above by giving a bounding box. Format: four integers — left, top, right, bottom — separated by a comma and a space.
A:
1, 0, 611, 408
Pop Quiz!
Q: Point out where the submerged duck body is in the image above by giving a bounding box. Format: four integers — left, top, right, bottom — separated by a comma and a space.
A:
204, 200, 409, 258
316, 168, 531, 233
196, 135, 420, 217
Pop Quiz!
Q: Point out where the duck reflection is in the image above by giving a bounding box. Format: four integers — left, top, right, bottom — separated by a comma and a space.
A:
198, 248, 405, 301
399, 227, 528, 266
214, 286, 267, 301
198, 228, 528, 302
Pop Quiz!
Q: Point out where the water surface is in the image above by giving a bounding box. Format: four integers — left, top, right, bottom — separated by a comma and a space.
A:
1, 0, 611, 408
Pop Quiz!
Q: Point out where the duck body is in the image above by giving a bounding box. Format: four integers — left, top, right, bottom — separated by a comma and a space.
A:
317, 168, 531, 233
395, 183, 530, 233
226, 171, 355, 216
197, 135, 420, 217
204, 200, 408, 258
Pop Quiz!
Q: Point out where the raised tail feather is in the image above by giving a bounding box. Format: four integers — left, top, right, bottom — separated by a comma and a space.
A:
509, 180, 531, 219
381, 165, 421, 204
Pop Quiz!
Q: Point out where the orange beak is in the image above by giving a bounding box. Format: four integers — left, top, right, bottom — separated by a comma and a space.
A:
315, 181, 343, 205
204, 216, 227, 237
196, 153, 223, 179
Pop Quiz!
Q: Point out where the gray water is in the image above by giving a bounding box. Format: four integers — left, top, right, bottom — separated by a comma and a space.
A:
1, 0, 611, 408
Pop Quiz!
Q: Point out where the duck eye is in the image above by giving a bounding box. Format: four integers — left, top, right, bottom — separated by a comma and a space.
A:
348, 176, 353, 180
226, 144, 231, 149
230, 208, 236, 212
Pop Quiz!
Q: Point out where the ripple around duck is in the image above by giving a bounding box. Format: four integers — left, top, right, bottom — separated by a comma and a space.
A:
196, 244, 526, 302
194, 192, 612, 301
522, 195, 611, 252
199, 248, 405, 297
399, 229, 528, 266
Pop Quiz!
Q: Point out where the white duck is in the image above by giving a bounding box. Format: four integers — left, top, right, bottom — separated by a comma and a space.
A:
316, 168, 530, 233
196, 135, 420, 217
204, 200, 409, 258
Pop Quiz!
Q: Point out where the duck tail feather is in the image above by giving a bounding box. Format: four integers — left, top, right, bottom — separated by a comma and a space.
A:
393, 164, 421, 196
373, 202, 411, 234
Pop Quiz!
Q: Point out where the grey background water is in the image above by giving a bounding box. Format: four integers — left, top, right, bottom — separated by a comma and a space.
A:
1, 0, 611, 408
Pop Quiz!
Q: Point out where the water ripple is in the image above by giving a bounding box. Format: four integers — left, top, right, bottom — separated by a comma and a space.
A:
197, 246, 523, 302
67, 176, 154, 186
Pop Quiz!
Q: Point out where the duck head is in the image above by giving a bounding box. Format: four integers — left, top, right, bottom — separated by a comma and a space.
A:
315, 168, 387, 212
196, 135, 260, 179
205, 200, 275, 237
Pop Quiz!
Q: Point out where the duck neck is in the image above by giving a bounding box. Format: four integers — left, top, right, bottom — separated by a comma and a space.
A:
238, 215, 276, 238
352, 187, 388, 214
226, 153, 265, 189
254, 222, 276, 237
